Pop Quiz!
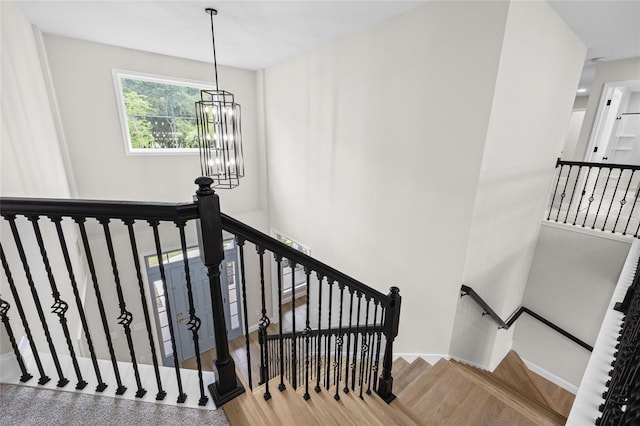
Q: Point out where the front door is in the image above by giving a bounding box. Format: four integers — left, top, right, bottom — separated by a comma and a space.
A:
146, 240, 243, 366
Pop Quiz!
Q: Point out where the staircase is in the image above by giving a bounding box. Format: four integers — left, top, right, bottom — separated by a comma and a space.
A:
223, 350, 574, 425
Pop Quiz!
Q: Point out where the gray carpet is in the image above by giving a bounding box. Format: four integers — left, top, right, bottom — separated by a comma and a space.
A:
0, 383, 230, 425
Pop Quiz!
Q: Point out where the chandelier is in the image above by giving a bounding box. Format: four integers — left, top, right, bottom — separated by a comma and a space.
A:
195, 8, 244, 189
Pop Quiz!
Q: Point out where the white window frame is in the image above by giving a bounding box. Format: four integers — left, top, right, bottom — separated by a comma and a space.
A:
113, 69, 215, 156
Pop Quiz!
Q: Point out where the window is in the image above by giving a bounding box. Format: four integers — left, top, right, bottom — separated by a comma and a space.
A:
113, 71, 213, 155
273, 231, 310, 294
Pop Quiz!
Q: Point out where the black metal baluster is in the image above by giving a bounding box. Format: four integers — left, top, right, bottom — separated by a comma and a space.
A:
236, 237, 253, 391
547, 163, 564, 220
555, 165, 573, 222
74, 217, 123, 394
603, 169, 625, 231
256, 246, 271, 400
274, 254, 285, 391
315, 273, 323, 393
0, 243, 42, 384
32, 215, 86, 388
19, 215, 70, 388
52, 216, 105, 391
359, 297, 371, 399
303, 266, 311, 401
372, 307, 385, 393
343, 288, 354, 394
351, 291, 362, 391
124, 219, 165, 400
593, 168, 613, 229
325, 278, 335, 390
624, 180, 640, 236
0, 297, 32, 382
573, 166, 593, 226
366, 301, 379, 395
613, 170, 636, 233
564, 166, 583, 223
150, 220, 186, 403
334, 283, 345, 400
99, 218, 145, 397
583, 167, 603, 227
290, 259, 297, 389
177, 220, 207, 406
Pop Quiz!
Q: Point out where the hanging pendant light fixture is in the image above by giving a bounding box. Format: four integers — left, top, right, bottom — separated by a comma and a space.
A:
196, 8, 244, 189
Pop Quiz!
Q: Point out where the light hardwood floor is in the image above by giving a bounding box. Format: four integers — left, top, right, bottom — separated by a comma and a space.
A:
222, 350, 574, 425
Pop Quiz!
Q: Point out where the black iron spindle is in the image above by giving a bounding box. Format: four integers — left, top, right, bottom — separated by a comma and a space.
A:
583, 167, 603, 227
74, 217, 124, 394
150, 220, 186, 403
52, 216, 105, 391
0, 243, 44, 384
351, 291, 362, 391
256, 246, 271, 400
237, 237, 253, 391
0, 297, 32, 382
303, 266, 311, 400
290, 259, 297, 389
564, 166, 583, 223
274, 254, 285, 391
555, 165, 573, 222
343, 288, 354, 394
325, 279, 334, 390
624, 182, 640, 236
603, 169, 625, 230
573, 166, 593, 226
359, 297, 371, 399
613, 171, 636, 233
547, 163, 564, 220
99, 218, 145, 397
124, 219, 165, 400
366, 301, 379, 395
592, 168, 613, 229
177, 220, 207, 406
10, 215, 68, 388
30, 215, 86, 389
372, 307, 385, 393
315, 272, 323, 393
334, 283, 345, 400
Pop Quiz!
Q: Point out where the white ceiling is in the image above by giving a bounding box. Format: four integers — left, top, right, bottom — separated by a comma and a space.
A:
16, 1, 640, 94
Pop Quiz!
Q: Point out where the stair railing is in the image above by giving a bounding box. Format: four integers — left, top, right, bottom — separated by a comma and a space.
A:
0, 177, 401, 407
546, 159, 640, 237
220, 212, 401, 403
597, 256, 640, 425
460, 284, 593, 352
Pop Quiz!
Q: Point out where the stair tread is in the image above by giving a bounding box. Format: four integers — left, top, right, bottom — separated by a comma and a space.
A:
451, 360, 565, 425
493, 351, 552, 409
524, 366, 575, 417
397, 358, 447, 402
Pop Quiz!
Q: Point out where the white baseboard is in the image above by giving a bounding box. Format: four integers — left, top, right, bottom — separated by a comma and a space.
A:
521, 358, 578, 394
394, 353, 449, 366
448, 356, 490, 371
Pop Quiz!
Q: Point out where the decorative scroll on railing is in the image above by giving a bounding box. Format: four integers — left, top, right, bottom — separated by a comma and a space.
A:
0, 177, 402, 408
597, 256, 640, 425
546, 159, 640, 237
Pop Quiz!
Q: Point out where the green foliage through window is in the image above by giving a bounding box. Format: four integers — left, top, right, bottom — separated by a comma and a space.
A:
118, 74, 207, 150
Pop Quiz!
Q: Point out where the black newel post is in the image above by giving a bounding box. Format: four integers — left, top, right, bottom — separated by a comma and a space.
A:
195, 177, 245, 406
376, 286, 401, 404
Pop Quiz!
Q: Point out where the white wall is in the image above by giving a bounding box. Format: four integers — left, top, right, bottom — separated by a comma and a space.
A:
264, 1, 512, 355
42, 34, 264, 216
449, 1, 586, 369
0, 1, 78, 356
573, 58, 640, 161
513, 224, 630, 386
